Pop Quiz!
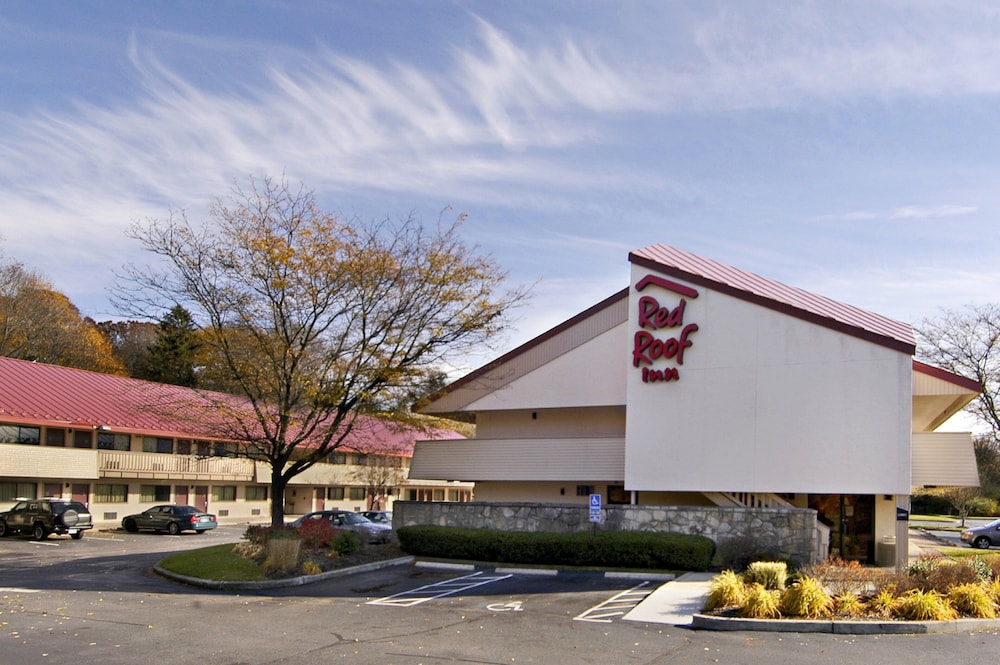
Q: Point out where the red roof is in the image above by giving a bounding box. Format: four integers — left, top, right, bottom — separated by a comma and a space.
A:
0, 356, 462, 453
630, 244, 916, 354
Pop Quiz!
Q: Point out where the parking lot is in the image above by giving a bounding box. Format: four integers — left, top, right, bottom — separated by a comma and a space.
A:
2, 526, 1000, 665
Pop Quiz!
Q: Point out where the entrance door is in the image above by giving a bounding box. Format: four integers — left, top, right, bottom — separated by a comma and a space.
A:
175, 485, 189, 506
44, 483, 62, 498
315, 488, 325, 511
809, 494, 876, 563
71, 484, 89, 506
194, 486, 209, 512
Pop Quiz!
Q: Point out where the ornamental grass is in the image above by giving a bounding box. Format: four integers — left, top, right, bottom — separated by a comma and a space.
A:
739, 583, 781, 619
780, 577, 832, 618
704, 553, 1000, 622
704, 569, 745, 611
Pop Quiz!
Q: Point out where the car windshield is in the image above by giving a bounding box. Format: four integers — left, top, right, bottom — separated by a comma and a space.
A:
341, 513, 368, 524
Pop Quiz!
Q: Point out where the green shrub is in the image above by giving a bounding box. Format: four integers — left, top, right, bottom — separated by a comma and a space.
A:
744, 561, 788, 590
910, 492, 954, 515
894, 589, 958, 621
395, 526, 714, 571
243, 524, 299, 545
780, 577, 831, 618
966, 497, 999, 517
331, 530, 362, 556
704, 570, 745, 611
739, 583, 781, 619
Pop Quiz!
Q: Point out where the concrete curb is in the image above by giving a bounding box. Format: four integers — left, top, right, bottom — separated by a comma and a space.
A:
153, 555, 415, 591
691, 613, 1000, 635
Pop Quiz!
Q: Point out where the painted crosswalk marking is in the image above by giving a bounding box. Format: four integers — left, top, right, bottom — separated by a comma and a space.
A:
367, 571, 513, 608
573, 582, 653, 623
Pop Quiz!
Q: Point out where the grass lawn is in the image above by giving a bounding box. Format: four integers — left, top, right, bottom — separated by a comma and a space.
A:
159, 543, 268, 582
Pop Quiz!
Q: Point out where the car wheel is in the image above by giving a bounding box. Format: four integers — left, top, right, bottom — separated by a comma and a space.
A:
0, 520, 7, 537
71, 531, 84, 540
123, 518, 138, 533
32, 523, 48, 540
974, 536, 992, 550
167, 521, 181, 535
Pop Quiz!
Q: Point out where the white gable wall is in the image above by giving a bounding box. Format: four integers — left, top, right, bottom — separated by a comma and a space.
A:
465, 325, 627, 412
624, 266, 912, 495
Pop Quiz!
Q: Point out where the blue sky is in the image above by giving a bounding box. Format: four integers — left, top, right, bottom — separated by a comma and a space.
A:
2, 1, 999, 370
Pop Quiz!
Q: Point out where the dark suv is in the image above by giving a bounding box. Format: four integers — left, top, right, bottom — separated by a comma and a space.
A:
0, 498, 93, 540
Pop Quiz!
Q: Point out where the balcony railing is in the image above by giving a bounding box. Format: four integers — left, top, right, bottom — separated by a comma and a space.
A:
99, 451, 255, 481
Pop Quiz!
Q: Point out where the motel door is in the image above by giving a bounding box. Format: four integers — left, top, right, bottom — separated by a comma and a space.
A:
809, 494, 876, 563
194, 486, 209, 512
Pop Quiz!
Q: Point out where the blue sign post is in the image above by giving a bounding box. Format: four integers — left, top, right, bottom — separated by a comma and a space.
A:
589, 493, 602, 524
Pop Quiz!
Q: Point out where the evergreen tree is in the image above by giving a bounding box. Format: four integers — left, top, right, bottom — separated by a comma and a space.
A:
144, 305, 200, 387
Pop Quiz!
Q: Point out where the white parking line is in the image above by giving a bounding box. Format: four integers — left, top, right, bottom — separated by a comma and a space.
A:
0, 587, 40, 593
574, 582, 654, 623
367, 571, 513, 608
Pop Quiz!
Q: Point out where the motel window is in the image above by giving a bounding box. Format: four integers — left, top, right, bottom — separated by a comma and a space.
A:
45, 428, 66, 447
140, 485, 171, 503
0, 482, 37, 501
246, 486, 268, 501
213, 442, 237, 457
176, 439, 192, 455
95, 484, 128, 503
608, 485, 630, 505
433, 489, 445, 501
142, 437, 173, 454
195, 441, 211, 456
327, 487, 345, 500
353, 454, 369, 465
97, 432, 130, 451
348, 487, 366, 501
0, 424, 40, 445
576, 485, 595, 497
212, 486, 237, 502
328, 452, 347, 465
73, 430, 92, 448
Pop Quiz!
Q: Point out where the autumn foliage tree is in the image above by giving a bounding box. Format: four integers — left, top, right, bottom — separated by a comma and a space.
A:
0, 255, 123, 374
116, 176, 526, 525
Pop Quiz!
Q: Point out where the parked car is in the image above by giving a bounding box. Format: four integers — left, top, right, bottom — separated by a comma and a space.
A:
289, 510, 392, 544
360, 510, 393, 527
961, 519, 1000, 549
122, 505, 218, 535
0, 498, 93, 540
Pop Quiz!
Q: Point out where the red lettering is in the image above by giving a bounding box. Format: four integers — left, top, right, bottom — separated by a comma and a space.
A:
637, 296, 687, 330
632, 323, 699, 367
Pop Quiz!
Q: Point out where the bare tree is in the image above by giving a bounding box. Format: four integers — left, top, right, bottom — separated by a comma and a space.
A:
116, 176, 526, 525
916, 304, 1000, 438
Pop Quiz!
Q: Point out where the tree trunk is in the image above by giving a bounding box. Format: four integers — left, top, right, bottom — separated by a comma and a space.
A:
270, 469, 288, 527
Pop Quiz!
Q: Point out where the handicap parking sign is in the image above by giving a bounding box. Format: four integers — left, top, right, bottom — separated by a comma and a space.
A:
589, 494, 602, 523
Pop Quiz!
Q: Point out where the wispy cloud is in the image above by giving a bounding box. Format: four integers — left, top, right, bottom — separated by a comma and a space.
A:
811, 204, 979, 223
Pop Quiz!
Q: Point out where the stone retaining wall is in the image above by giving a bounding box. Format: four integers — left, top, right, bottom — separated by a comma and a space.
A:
394, 501, 821, 564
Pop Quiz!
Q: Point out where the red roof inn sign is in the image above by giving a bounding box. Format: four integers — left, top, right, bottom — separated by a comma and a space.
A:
632, 275, 699, 384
